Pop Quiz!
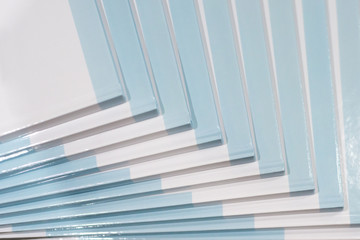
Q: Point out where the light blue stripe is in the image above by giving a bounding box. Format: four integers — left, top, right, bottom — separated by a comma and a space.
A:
168, 0, 221, 144
235, 0, 284, 174
0, 168, 131, 206
0, 177, 160, 216
302, 0, 343, 208
101, 0, 157, 116
135, 0, 191, 129
268, 0, 314, 192
0, 145, 66, 176
336, 0, 360, 224
47, 229, 284, 240
202, 0, 254, 159
0, 192, 191, 225
12, 204, 223, 232
68, 0, 123, 103
46, 217, 254, 236
0, 137, 31, 158
134, 230, 283, 240
0, 156, 98, 192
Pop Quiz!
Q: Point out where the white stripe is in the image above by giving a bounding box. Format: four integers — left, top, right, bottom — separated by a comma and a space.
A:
224, 193, 319, 217
96, 128, 196, 168
285, 227, 360, 240
0, 226, 12, 233
0, 230, 46, 238
255, 210, 350, 229
191, 175, 289, 204
161, 151, 260, 190
30, 102, 132, 146
65, 115, 166, 157
130, 144, 229, 179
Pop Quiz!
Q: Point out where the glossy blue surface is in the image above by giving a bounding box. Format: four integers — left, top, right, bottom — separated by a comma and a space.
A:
0, 145, 66, 176
268, 0, 314, 191
101, 0, 157, 116
302, 0, 343, 208
337, 0, 360, 223
202, 0, 254, 159
0, 176, 160, 216
12, 204, 223, 231
68, 0, 123, 103
235, 0, 284, 174
47, 229, 284, 240
135, 0, 191, 129
168, 0, 222, 144
0, 156, 98, 192
0, 168, 130, 206
0, 192, 192, 225
45, 217, 254, 236
0, 137, 30, 158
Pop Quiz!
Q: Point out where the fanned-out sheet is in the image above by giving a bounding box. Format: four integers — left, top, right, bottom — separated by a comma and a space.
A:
0, 0, 359, 239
